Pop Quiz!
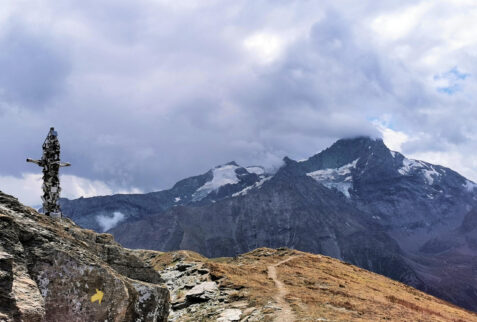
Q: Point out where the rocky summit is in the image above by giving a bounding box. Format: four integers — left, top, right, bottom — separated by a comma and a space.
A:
60, 137, 477, 312
0, 191, 169, 322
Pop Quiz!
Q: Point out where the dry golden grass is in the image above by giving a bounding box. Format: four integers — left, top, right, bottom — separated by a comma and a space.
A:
135, 249, 207, 270
150, 247, 477, 321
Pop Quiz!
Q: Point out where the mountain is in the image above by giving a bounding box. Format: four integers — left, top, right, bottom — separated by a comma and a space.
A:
60, 161, 268, 233
0, 191, 169, 321
60, 137, 477, 311
138, 247, 477, 321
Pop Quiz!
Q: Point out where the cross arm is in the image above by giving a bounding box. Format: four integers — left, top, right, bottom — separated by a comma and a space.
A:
51, 161, 71, 167
26, 158, 43, 166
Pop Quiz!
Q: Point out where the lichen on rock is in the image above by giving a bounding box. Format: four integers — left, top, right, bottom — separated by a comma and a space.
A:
0, 191, 169, 322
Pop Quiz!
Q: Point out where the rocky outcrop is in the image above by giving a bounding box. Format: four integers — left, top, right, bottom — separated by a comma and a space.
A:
0, 191, 169, 322
136, 250, 263, 322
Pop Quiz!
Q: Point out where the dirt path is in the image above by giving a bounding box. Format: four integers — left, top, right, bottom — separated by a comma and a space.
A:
267, 256, 299, 322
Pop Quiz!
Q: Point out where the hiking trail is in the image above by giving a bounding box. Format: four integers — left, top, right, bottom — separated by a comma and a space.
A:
267, 256, 299, 322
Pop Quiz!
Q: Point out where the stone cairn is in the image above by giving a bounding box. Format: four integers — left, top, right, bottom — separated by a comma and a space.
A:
27, 127, 71, 217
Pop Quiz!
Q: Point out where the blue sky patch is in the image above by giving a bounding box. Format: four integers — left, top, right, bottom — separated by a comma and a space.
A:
434, 67, 470, 95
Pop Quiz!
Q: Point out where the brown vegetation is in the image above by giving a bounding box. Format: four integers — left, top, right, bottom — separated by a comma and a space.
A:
145, 247, 477, 321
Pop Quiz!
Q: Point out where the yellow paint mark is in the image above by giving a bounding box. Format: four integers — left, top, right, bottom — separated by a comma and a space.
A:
91, 289, 104, 304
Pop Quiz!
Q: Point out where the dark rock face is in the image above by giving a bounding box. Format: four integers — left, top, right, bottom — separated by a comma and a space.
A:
109, 164, 424, 290
0, 191, 169, 322
461, 208, 477, 233
61, 137, 477, 312
0, 251, 20, 321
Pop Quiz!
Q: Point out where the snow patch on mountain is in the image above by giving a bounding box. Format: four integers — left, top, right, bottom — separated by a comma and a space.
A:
192, 164, 240, 201
246, 166, 265, 175
306, 159, 359, 198
232, 176, 271, 197
399, 158, 441, 185
322, 181, 353, 198
464, 180, 477, 192
422, 168, 440, 185
398, 158, 424, 175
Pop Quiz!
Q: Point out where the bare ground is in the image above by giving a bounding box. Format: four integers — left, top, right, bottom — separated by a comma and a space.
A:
267, 256, 299, 322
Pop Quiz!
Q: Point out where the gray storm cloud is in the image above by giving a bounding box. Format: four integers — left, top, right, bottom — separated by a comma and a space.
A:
1, 0, 477, 203
0, 25, 70, 108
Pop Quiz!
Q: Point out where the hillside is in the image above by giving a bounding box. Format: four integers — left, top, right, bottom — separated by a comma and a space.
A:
0, 191, 169, 321
136, 247, 477, 322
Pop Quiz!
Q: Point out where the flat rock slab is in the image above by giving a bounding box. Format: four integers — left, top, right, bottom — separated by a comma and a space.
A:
217, 308, 242, 321
186, 281, 218, 302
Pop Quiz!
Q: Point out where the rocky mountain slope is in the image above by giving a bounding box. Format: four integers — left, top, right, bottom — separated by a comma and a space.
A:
138, 247, 477, 321
60, 137, 477, 312
0, 191, 169, 321
60, 162, 268, 233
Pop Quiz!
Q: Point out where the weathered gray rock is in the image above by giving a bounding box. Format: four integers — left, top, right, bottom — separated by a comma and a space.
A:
145, 254, 260, 322
217, 308, 242, 321
0, 191, 169, 321
185, 281, 218, 302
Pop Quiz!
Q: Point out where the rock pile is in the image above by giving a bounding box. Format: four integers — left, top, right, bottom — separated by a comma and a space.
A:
156, 253, 266, 321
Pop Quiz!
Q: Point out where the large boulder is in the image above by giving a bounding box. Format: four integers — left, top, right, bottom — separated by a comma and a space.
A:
0, 191, 169, 322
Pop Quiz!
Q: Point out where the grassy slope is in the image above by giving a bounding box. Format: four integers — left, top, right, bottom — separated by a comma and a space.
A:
137, 248, 477, 322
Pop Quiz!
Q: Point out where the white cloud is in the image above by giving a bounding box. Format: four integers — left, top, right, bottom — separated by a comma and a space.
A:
0, 173, 142, 207
373, 121, 410, 152
243, 32, 286, 64
371, 3, 431, 41
96, 211, 125, 232
0, 173, 43, 207
60, 175, 114, 199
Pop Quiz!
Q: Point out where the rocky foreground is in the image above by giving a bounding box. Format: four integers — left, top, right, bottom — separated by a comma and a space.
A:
2, 187, 477, 322
137, 248, 477, 322
0, 191, 169, 321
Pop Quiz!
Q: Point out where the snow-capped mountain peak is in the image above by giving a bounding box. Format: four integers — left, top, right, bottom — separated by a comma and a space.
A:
190, 162, 269, 201
192, 163, 240, 200
196, 164, 240, 192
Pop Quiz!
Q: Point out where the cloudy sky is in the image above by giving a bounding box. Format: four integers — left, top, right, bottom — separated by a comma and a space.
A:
2, 0, 477, 206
